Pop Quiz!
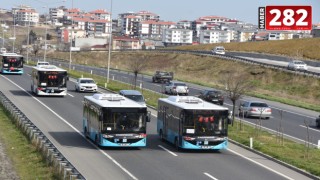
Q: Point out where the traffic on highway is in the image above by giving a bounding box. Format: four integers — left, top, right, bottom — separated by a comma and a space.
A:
0, 61, 318, 179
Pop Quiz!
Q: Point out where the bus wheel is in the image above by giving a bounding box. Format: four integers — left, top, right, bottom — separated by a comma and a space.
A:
95, 135, 100, 146
174, 138, 179, 151
84, 127, 88, 138
159, 130, 164, 142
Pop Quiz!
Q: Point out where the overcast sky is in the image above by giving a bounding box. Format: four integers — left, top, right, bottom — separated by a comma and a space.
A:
2, 0, 319, 24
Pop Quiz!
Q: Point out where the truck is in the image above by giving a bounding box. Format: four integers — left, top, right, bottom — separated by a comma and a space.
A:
152, 71, 173, 83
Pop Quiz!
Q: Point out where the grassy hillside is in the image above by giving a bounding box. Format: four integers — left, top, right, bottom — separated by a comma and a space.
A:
45, 51, 320, 111
174, 38, 320, 60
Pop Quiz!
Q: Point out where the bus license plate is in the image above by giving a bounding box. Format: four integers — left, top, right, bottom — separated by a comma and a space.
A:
201, 146, 211, 149
120, 143, 130, 146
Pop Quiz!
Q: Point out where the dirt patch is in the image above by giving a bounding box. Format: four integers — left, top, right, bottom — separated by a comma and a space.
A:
0, 141, 20, 179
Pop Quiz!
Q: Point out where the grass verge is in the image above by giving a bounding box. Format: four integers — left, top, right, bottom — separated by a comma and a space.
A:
0, 105, 57, 179
229, 121, 320, 176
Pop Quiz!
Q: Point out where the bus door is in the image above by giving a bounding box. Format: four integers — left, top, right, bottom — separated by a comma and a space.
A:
163, 106, 168, 137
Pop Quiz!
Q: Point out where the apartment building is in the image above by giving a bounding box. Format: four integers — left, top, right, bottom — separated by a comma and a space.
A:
89, 9, 111, 21
49, 7, 65, 25
177, 20, 192, 29
139, 20, 176, 40
199, 30, 231, 44
12, 5, 39, 26
119, 11, 160, 37
162, 28, 193, 46
236, 30, 256, 42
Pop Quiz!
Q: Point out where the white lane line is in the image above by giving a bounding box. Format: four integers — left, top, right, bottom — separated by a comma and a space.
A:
299, 125, 320, 133
67, 93, 74, 97
203, 172, 219, 180
227, 149, 294, 180
1, 75, 138, 180
158, 145, 178, 157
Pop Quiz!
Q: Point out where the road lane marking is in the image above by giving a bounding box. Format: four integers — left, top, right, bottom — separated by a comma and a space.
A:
227, 149, 294, 180
299, 125, 320, 133
1, 75, 138, 180
67, 93, 74, 97
203, 172, 218, 180
158, 145, 178, 157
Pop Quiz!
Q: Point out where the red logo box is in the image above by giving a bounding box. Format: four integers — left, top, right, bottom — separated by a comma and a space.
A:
265, 5, 312, 30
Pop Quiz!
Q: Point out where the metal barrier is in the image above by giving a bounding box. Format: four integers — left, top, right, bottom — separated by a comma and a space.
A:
0, 91, 85, 180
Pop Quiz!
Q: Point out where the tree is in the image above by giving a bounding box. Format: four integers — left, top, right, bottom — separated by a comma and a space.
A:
33, 44, 39, 57
127, 55, 148, 89
220, 69, 254, 126
29, 30, 37, 44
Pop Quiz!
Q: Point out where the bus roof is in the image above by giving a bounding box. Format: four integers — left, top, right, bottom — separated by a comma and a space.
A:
32, 65, 67, 72
84, 93, 147, 108
0, 53, 23, 57
159, 96, 228, 110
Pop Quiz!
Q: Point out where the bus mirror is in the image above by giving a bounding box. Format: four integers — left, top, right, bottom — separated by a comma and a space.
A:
146, 111, 151, 122
228, 111, 233, 124
66, 76, 69, 81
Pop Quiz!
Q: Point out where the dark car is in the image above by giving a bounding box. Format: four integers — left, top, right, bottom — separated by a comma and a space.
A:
198, 90, 224, 105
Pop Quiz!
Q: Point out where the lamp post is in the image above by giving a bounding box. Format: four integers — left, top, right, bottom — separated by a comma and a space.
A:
69, 0, 74, 71
26, 15, 31, 64
107, 0, 113, 83
12, 13, 16, 53
43, 6, 48, 61
2, 29, 6, 48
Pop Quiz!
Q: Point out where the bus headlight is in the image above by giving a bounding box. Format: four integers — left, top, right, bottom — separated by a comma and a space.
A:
103, 134, 114, 138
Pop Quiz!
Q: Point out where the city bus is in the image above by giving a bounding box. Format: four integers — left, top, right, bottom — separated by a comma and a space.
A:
31, 65, 68, 96
157, 96, 231, 150
0, 53, 24, 74
83, 93, 150, 147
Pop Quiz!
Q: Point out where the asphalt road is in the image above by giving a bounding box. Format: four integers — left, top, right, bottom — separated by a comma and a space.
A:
0, 66, 314, 180
48, 59, 320, 146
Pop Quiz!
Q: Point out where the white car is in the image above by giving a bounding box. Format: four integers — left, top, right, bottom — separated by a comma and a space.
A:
287, 60, 308, 71
164, 81, 189, 95
75, 78, 98, 92
36, 61, 50, 67
212, 46, 225, 55
239, 101, 272, 119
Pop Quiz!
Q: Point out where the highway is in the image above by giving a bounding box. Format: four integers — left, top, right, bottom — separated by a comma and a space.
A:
0, 66, 314, 180
47, 57, 320, 147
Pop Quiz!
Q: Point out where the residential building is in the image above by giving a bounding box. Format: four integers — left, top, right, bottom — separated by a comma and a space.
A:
112, 36, 141, 50
15, 9, 39, 26
49, 6, 65, 25
139, 20, 176, 40
89, 9, 111, 21
177, 20, 192, 29
162, 28, 193, 46
199, 30, 231, 44
12, 5, 39, 26
236, 30, 256, 42
119, 11, 160, 37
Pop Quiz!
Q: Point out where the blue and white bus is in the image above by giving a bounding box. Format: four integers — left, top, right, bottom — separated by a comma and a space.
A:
83, 93, 150, 147
157, 96, 231, 150
0, 53, 24, 74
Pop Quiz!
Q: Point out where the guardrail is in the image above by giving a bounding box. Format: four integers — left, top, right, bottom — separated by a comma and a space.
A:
0, 91, 85, 180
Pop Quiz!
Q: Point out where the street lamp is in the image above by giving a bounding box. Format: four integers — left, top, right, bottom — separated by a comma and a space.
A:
69, 0, 74, 71
107, 0, 113, 84
26, 15, 31, 64
43, 6, 48, 61
2, 29, 7, 48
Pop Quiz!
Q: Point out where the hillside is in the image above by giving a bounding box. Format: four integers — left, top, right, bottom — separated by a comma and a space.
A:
174, 38, 320, 61
45, 50, 320, 111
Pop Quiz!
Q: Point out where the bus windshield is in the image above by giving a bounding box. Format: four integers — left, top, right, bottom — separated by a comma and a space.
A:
183, 110, 228, 136
38, 71, 67, 88
3, 56, 23, 68
103, 110, 146, 133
